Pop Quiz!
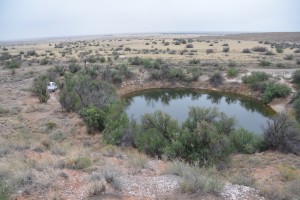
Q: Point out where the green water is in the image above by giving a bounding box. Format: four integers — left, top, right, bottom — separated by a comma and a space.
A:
124, 88, 275, 134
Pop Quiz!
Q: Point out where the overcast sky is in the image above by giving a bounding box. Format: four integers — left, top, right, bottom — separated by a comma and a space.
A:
0, 0, 299, 41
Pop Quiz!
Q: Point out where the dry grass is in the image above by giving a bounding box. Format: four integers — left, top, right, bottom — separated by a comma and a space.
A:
1, 33, 300, 199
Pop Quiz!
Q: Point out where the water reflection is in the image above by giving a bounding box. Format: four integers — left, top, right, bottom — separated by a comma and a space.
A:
124, 88, 275, 134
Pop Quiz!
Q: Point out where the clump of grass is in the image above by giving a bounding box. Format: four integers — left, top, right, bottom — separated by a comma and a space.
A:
165, 160, 224, 195
49, 130, 66, 142
230, 172, 255, 187
227, 67, 239, 78
45, 122, 57, 130
277, 164, 299, 181
88, 180, 106, 197
103, 168, 123, 191
127, 151, 148, 169
66, 156, 92, 170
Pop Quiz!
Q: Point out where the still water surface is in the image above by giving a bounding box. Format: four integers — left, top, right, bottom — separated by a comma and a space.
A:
125, 89, 275, 134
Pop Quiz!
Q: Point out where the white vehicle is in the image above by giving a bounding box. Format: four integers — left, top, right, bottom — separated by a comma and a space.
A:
47, 82, 58, 92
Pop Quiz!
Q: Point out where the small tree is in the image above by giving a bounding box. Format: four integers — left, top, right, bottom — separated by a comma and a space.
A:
31, 75, 50, 103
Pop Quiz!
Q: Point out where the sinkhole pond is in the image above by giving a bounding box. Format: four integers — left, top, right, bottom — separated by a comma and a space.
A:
124, 88, 276, 134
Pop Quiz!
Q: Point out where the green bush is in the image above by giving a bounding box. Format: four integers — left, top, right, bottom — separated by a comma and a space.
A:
129, 56, 144, 65
276, 47, 284, 53
230, 128, 265, 154
80, 106, 107, 133
68, 63, 82, 73
227, 67, 238, 77
261, 83, 291, 104
103, 103, 135, 146
242, 72, 269, 91
135, 111, 179, 156
59, 74, 117, 112
59, 74, 81, 112
31, 75, 50, 103
259, 60, 271, 67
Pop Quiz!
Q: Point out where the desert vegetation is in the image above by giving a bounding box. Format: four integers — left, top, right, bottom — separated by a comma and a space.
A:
1, 33, 300, 199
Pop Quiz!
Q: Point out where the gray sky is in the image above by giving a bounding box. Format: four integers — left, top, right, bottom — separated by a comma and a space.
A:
0, 0, 299, 41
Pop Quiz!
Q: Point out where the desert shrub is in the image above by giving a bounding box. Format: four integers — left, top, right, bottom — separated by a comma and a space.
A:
189, 59, 200, 65
0, 179, 10, 200
252, 46, 268, 52
265, 51, 275, 56
263, 113, 300, 154
49, 130, 67, 142
135, 111, 179, 156
5, 60, 21, 69
293, 96, 300, 122
276, 47, 284, 53
27, 50, 37, 56
297, 59, 300, 65
71, 75, 116, 109
209, 72, 224, 87
222, 43, 229, 46
227, 67, 238, 78
166, 68, 185, 81
112, 73, 123, 84
292, 70, 300, 86
0, 52, 12, 61
242, 48, 251, 53
228, 60, 237, 68
230, 128, 265, 154
222, 47, 230, 52
129, 56, 144, 65
242, 71, 269, 91
284, 54, 293, 60
178, 121, 231, 166
206, 49, 214, 54
261, 83, 291, 104
187, 67, 202, 81
59, 75, 81, 112
294, 49, 300, 53
259, 60, 271, 67
68, 62, 82, 73
54, 65, 65, 76
80, 106, 107, 133
186, 44, 193, 48
166, 161, 224, 194
67, 156, 92, 169
117, 64, 134, 79
31, 75, 50, 103
103, 103, 135, 147
39, 58, 49, 65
